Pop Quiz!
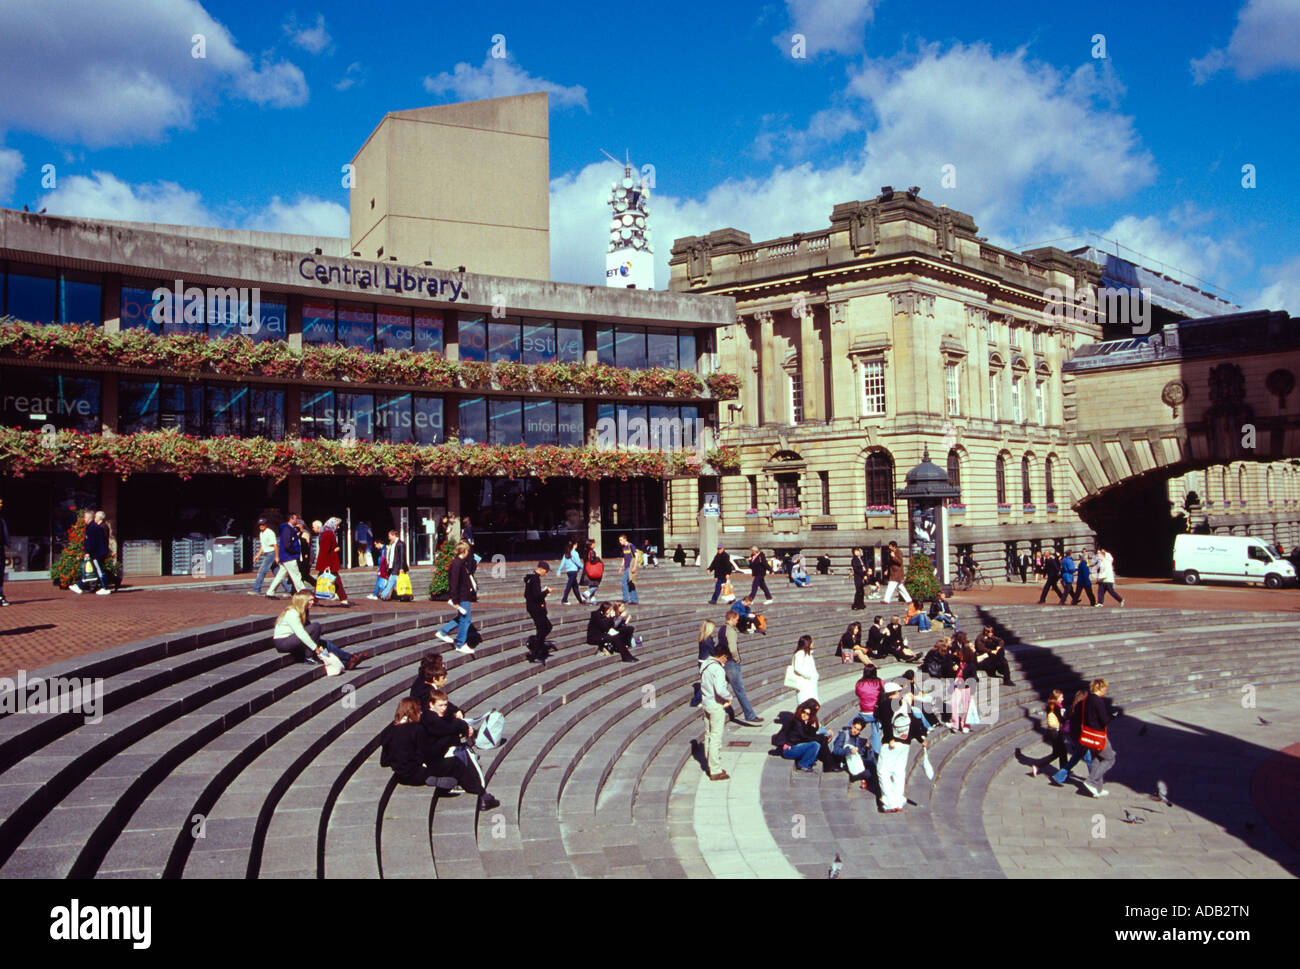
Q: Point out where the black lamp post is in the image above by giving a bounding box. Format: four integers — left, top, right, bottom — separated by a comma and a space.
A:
897, 446, 961, 593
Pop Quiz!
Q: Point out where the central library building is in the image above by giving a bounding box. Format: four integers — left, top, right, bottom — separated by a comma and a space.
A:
0, 94, 733, 578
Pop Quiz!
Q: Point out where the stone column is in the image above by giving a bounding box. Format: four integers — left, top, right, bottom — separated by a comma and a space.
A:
799, 306, 822, 421
288, 474, 303, 516
757, 310, 776, 425
827, 300, 851, 421
101, 275, 121, 334
286, 295, 303, 352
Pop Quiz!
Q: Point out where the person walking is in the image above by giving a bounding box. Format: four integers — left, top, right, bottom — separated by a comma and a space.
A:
1075, 678, 1118, 797
314, 517, 350, 605
618, 534, 639, 604
70, 510, 112, 595
706, 545, 735, 605
748, 546, 774, 603
1095, 548, 1125, 607
0, 497, 9, 606
789, 634, 819, 705
558, 540, 583, 604
524, 561, 552, 663
266, 513, 307, 597
1018, 551, 1030, 584
249, 517, 278, 596
1036, 549, 1064, 605
881, 541, 912, 605
1024, 689, 1070, 777
698, 642, 733, 781
850, 547, 867, 610
1058, 550, 1077, 606
717, 611, 762, 725
1071, 551, 1097, 606
461, 516, 474, 550
582, 539, 604, 603
354, 520, 374, 568
1049, 690, 1095, 785
435, 542, 476, 654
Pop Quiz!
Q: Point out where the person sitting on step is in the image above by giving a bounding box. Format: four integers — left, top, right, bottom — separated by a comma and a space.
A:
585, 601, 638, 662
417, 690, 501, 810
774, 699, 838, 773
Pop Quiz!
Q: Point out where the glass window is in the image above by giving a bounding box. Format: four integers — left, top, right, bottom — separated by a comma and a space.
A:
680, 405, 703, 451
1022, 456, 1033, 505
488, 319, 522, 363
5, 269, 57, 325
413, 395, 443, 445
249, 298, 287, 343
646, 328, 677, 369
678, 330, 697, 371
59, 276, 101, 326
617, 403, 649, 448
336, 392, 375, 442
337, 302, 375, 351
649, 405, 682, 450
458, 396, 487, 445
556, 322, 584, 363
375, 392, 411, 443
205, 384, 248, 438
413, 311, 444, 355
790, 363, 803, 423
160, 285, 204, 337
119, 379, 198, 435
989, 371, 1000, 421
1035, 379, 1046, 424
865, 451, 894, 508
300, 389, 335, 440
302, 300, 336, 345
863, 360, 886, 415
820, 471, 831, 515
0, 369, 100, 433
162, 383, 199, 434
775, 473, 800, 509
597, 402, 616, 447
556, 400, 583, 447
945, 363, 960, 416
1012, 376, 1023, 423
248, 387, 285, 440
523, 398, 557, 446
996, 455, 1007, 504
121, 285, 162, 334
119, 380, 163, 435
947, 449, 961, 490
596, 325, 616, 365
376, 307, 413, 353
522, 320, 557, 365
457, 314, 487, 362
488, 397, 522, 444
614, 327, 646, 369
1045, 457, 1056, 504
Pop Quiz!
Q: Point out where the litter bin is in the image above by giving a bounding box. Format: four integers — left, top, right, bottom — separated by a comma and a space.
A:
208, 536, 238, 577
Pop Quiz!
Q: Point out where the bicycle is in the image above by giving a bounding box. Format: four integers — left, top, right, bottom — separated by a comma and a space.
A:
952, 563, 993, 592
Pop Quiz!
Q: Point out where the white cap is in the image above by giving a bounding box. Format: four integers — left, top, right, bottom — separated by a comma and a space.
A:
883, 681, 903, 693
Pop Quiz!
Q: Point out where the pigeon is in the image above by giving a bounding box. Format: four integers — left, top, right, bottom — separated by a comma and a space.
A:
1122, 809, 1146, 824
1257, 716, 1270, 726
1155, 781, 1171, 806
829, 854, 843, 879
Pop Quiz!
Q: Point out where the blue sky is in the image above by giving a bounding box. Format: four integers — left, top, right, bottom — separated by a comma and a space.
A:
1, 0, 1297, 310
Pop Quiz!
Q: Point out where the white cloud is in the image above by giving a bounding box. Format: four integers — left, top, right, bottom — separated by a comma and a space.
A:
36, 170, 346, 239
1192, 0, 1300, 82
1255, 254, 1300, 314
0, 0, 309, 147
777, 0, 877, 57
0, 147, 24, 202
423, 56, 587, 110
247, 195, 349, 236
283, 12, 332, 55
335, 62, 364, 91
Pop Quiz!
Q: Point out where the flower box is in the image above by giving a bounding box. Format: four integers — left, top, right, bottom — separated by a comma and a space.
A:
771, 508, 801, 519
997, 503, 1011, 514
864, 506, 894, 517
947, 504, 966, 514
743, 509, 759, 517
1046, 503, 1058, 512
1022, 504, 1037, 513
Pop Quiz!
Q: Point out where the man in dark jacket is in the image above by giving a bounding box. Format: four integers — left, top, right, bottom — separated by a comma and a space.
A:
266, 513, 307, 596
436, 542, 476, 654
419, 690, 500, 810
706, 546, 734, 604
865, 615, 888, 658
850, 547, 867, 610
1070, 553, 1096, 606
524, 561, 552, 663
748, 546, 773, 603
1018, 552, 1030, 583
71, 510, 112, 595
586, 601, 637, 662
1037, 550, 1064, 604
974, 625, 1013, 685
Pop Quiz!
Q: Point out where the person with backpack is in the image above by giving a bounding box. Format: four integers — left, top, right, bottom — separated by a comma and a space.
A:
1023, 689, 1070, 777
774, 699, 837, 773
877, 681, 913, 812
583, 540, 604, 603
706, 546, 735, 605
558, 540, 584, 604
698, 641, 734, 781
524, 561, 553, 663
435, 542, 476, 655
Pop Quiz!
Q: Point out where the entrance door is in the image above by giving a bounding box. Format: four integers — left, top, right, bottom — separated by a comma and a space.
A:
415, 505, 437, 564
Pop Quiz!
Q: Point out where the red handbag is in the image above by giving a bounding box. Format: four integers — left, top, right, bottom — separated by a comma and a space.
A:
1078, 725, 1107, 751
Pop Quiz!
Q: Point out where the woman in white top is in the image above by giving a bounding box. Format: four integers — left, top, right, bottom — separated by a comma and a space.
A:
790, 634, 819, 705
1094, 548, 1125, 607
272, 591, 366, 675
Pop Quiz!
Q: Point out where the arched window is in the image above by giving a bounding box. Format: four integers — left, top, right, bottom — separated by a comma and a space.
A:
946, 448, 961, 490
1045, 456, 1055, 505
995, 454, 1007, 504
865, 451, 895, 509
1021, 455, 1033, 505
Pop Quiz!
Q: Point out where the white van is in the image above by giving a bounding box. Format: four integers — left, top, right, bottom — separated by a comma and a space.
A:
1172, 534, 1297, 588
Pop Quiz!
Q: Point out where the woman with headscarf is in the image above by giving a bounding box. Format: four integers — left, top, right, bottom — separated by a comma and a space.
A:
315, 516, 350, 606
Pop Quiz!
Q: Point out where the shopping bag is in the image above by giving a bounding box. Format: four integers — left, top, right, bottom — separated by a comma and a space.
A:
394, 572, 414, 602
783, 664, 799, 690
321, 651, 344, 676
921, 748, 935, 781
845, 748, 865, 777
314, 570, 338, 600
967, 694, 981, 726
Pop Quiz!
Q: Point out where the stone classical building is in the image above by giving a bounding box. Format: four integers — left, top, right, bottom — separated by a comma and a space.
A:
668, 188, 1297, 580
